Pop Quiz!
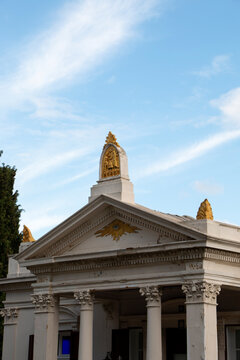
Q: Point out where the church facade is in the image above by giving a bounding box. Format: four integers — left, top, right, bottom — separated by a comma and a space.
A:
0, 132, 240, 360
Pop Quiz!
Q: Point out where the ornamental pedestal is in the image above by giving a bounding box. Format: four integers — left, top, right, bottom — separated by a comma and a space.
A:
32, 294, 59, 360
74, 290, 94, 360
0, 307, 18, 360
140, 286, 162, 360
182, 281, 221, 360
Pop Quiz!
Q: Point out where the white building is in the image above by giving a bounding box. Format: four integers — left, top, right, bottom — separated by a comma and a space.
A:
0, 132, 240, 360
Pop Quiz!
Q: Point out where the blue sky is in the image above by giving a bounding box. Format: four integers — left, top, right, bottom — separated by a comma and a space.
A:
1, 0, 240, 238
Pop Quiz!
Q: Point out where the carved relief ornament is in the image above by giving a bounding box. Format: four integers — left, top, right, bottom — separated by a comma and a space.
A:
140, 286, 162, 304
74, 290, 94, 306
0, 307, 18, 322
31, 294, 56, 311
182, 281, 221, 304
101, 145, 120, 179
95, 219, 139, 241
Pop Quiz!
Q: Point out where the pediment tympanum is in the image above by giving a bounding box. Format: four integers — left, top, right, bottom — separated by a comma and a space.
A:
16, 195, 201, 262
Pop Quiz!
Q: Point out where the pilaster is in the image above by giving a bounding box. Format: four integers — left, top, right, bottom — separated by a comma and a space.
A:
0, 307, 18, 360
32, 293, 59, 360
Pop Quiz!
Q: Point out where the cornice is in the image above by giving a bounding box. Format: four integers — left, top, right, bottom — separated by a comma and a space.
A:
28, 247, 240, 275
0, 276, 35, 292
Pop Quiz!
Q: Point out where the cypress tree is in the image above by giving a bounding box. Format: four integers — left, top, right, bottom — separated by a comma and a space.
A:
0, 151, 22, 359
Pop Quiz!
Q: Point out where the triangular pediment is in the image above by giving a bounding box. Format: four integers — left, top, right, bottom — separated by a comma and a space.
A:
16, 195, 206, 263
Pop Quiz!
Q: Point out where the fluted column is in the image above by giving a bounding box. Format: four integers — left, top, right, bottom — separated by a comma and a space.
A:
74, 290, 94, 360
0, 307, 18, 360
32, 293, 59, 360
182, 281, 221, 360
140, 286, 162, 360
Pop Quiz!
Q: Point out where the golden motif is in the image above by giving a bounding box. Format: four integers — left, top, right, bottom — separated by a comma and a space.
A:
104, 131, 119, 148
22, 225, 35, 242
102, 145, 120, 178
196, 199, 213, 220
95, 219, 139, 241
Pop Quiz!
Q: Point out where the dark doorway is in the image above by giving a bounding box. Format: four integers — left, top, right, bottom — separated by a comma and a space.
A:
112, 329, 129, 360
112, 328, 143, 360
166, 329, 187, 360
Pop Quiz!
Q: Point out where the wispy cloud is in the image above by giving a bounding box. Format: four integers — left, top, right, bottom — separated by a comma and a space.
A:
192, 54, 230, 78
0, 0, 160, 116
17, 147, 92, 185
193, 180, 224, 195
55, 167, 98, 187
136, 129, 240, 178
21, 205, 66, 235
211, 87, 240, 128
15, 123, 110, 186
30, 97, 84, 121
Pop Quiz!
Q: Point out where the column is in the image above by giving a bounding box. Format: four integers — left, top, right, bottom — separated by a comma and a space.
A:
32, 293, 59, 360
0, 307, 18, 360
74, 290, 94, 360
140, 286, 162, 360
182, 281, 221, 360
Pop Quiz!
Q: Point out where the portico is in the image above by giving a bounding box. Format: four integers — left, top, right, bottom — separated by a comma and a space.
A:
1, 132, 240, 360
28, 279, 223, 360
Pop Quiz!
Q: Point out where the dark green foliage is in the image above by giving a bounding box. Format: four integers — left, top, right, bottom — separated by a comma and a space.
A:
0, 151, 22, 359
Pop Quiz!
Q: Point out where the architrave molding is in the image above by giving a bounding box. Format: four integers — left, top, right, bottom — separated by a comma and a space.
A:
28, 247, 240, 276
0, 279, 35, 292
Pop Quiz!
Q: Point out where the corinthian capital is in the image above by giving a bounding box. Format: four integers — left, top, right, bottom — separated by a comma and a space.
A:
32, 293, 56, 311
182, 281, 221, 305
0, 307, 18, 323
74, 290, 94, 306
139, 286, 161, 304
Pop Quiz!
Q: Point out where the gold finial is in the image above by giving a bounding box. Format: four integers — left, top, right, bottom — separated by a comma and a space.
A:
22, 225, 35, 242
104, 131, 119, 148
196, 199, 213, 220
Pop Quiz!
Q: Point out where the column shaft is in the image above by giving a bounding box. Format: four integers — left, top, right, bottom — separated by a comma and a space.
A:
74, 290, 94, 360
182, 281, 221, 360
140, 286, 162, 360
79, 304, 93, 360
